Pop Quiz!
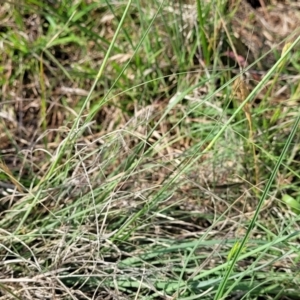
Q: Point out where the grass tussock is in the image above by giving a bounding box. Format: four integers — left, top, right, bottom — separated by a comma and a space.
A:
0, 0, 300, 299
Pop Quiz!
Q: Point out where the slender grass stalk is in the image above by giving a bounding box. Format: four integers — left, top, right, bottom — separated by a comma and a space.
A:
39, 55, 47, 147
196, 0, 210, 65
204, 36, 300, 153
214, 107, 300, 299
15, 1, 134, 232
41, 1, 133, 182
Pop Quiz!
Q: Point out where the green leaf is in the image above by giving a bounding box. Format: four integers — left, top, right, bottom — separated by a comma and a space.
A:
282, 194, 300, 214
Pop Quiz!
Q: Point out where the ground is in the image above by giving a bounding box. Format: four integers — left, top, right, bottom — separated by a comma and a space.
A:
0, 0, 300, 299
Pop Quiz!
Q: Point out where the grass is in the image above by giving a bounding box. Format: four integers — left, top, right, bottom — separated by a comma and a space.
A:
0, 0, 300, 299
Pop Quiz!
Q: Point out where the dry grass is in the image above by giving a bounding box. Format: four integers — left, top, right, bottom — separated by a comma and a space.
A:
0, 0, 300, 299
